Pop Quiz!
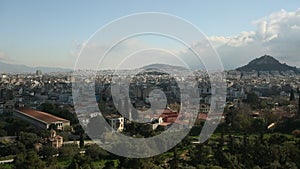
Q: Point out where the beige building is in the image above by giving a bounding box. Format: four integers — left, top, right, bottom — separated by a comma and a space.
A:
13, 108, 70, 130
49, 130, 63, 148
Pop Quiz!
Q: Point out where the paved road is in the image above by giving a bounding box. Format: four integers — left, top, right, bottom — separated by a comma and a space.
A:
0, 136, 17, 141
0, 159, 14, 164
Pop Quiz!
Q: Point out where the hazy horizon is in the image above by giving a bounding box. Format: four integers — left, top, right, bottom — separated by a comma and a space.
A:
1, 1, 300, 70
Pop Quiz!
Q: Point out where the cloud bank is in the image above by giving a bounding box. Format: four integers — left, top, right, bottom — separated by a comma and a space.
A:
71, 9, 300, 70
207, 8, 300, 69
0, 51, 14, 62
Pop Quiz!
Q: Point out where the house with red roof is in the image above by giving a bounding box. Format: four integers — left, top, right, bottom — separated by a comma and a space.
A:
13, 108, 70, 130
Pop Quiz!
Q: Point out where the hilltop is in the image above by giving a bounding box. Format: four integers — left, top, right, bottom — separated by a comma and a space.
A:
236, 55, 299, 73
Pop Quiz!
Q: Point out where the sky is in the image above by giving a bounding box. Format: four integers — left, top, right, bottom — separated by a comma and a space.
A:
1, 1, 300, 70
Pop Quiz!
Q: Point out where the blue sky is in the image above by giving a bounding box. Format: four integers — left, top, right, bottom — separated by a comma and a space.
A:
1, 1, 300, 69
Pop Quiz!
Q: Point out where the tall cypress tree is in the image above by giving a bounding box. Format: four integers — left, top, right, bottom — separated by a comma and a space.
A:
290, 89, 295, 101
79, 133, 84, 148
298, 96, 300, 117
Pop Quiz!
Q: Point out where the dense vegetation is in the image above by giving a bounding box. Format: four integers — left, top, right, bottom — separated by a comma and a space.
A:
0, 99, 299, 168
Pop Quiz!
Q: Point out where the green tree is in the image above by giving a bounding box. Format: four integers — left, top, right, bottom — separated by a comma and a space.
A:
245, 92, 259, 105
22, 151, 46, 169
41, 102, 79, 125
169, 148, 180, 169
189, 144, 212, 166
13, 152, 26, 169
103, 160, 120, 169
68, 154, 91, 169
298, 96, 300, 117
8, 142, 26, 156
252, 118, 266, 143
225, 105, 253, 133
39, 145, 58, 159
290, 89, 295, 101
58, 144, 79, 159
121, 158, 156, 169
79, 133, 84, 148
222, 152, 244, 169
5, 119, 28, 136
18, 132, 40, 149
85, 144, 109, 160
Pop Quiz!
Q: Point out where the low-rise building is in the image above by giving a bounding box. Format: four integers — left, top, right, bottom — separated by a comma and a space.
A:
106, 116, 124, 132
13, 108, 70, 130
48, 130, 63, 148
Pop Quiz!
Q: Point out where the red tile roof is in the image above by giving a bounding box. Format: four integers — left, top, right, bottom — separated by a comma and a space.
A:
18, 108, 69, 124
198, 113, 208, 120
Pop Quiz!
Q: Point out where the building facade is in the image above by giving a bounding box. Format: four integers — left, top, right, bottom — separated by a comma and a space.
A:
13, 108, 70, 130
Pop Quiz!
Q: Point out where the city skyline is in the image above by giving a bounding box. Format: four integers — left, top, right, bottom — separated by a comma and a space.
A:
1, 2, 300, 168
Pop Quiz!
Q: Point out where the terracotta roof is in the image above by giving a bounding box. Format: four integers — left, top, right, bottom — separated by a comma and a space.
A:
17, 108, 69, 124
198, 113, 208, 120
157, 108, 178, 114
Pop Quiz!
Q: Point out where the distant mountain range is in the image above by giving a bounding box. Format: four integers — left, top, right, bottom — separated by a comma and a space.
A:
0, 56, 299, 73
236, 55, 299, 74
140, 64, 187, 71
0, 61, 71, 73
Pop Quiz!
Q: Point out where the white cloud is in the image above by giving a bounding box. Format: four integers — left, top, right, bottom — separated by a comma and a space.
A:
71, 38, 165, 70
205, 8, 300, 69
71, 8, 300, 70
69, 39, 89, 58
0, 51, 13, 62
71, 35, 196, 70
